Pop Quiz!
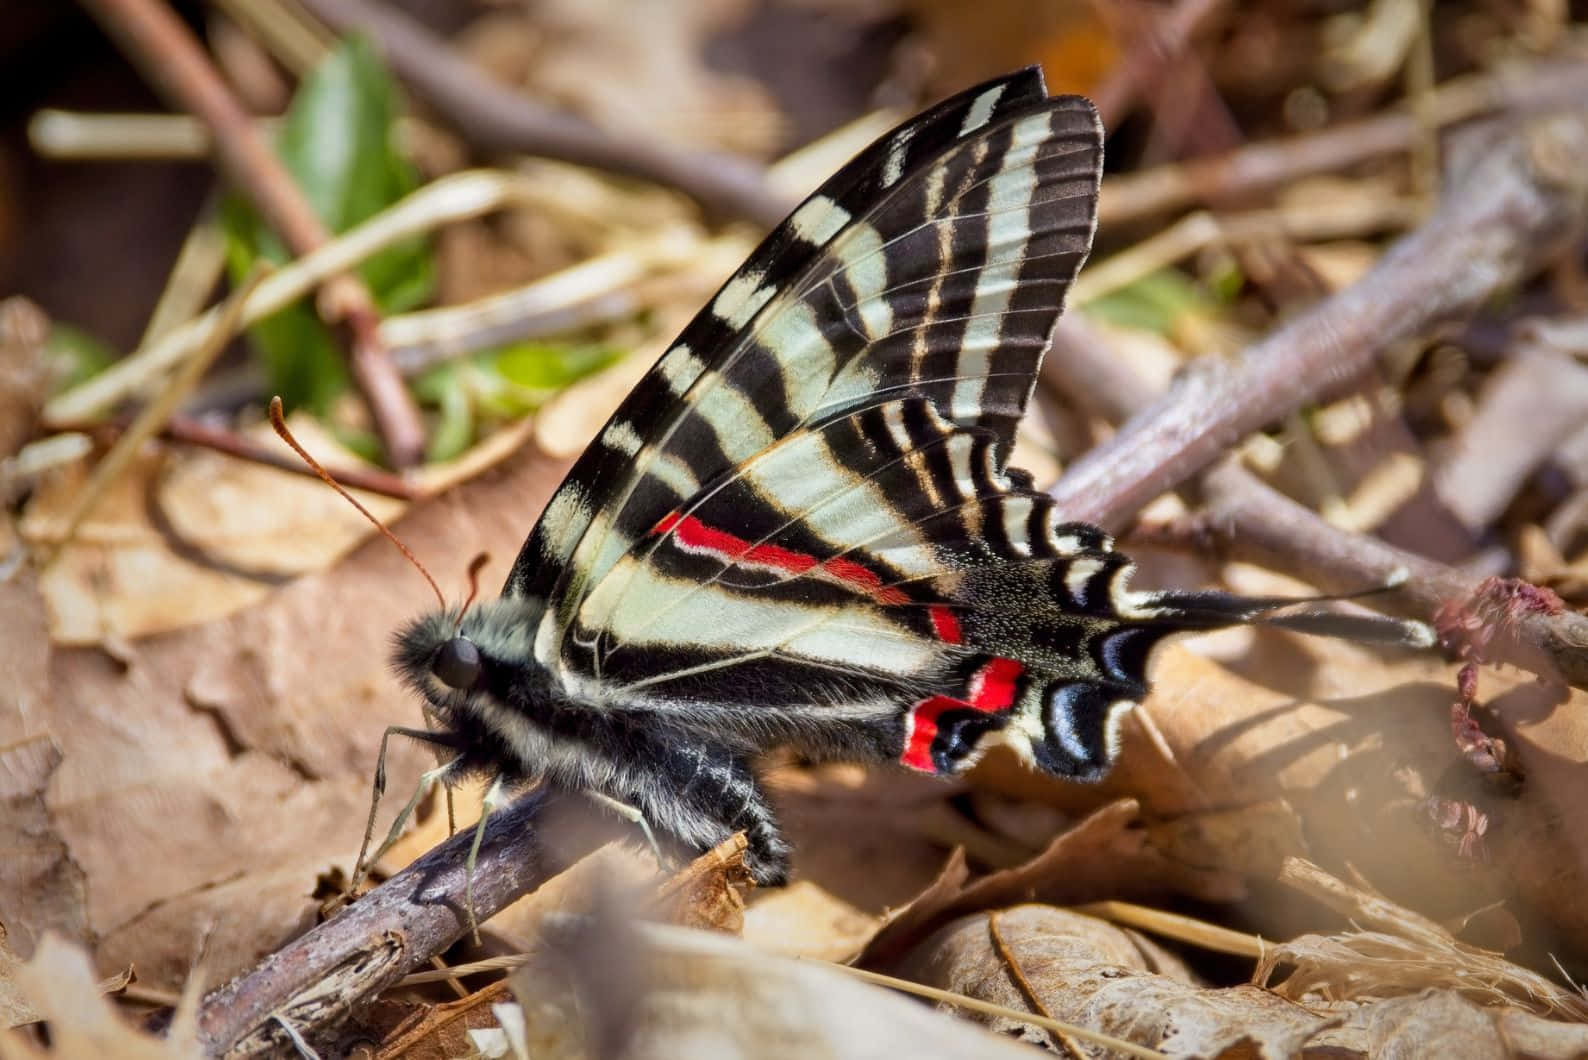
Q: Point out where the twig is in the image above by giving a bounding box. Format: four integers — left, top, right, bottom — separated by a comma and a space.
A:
1096, 56, 1588, 227
45, 415, 420, 500
294, 0, 793, 229
1054, 107, 1588, 532
1089, 0, 1232, 131
195, 787, 559, 1055
77, 0, 426, 467
1044, 339, 1588, 691
1431, 347, 1588, 531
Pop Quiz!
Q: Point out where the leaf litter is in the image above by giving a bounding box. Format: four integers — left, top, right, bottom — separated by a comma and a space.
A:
7, 1, 1588, 1057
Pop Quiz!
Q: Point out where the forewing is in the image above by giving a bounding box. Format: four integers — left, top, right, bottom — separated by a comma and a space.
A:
504, 69, 1102, 665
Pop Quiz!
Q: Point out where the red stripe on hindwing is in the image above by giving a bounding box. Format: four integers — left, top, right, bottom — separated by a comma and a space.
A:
929, 605, 963, 645
654, 511, 909, 605
900, 657, 1024, 772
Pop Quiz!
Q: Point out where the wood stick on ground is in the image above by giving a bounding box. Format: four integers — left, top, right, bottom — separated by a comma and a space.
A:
1088, 0, 1231, 131
295, 0, 793, 229
1053, 107, 1588, 533
78, 0, 427, 468
195, 787, 558, 1055
44, 415, 421, 500
1096, 57, 1588, 227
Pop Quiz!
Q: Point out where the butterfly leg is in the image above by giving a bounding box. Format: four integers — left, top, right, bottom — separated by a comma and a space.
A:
462, 774, 506, 944
584, 789, 667, 868
351, 725, 459, 896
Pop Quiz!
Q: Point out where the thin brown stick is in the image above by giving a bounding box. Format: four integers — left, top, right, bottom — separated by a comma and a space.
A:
1054, 108, 1588, 532
1191, 462, 1588, 689
1097, 57, 1588, 227
78, 0, 427, 467
1088, 0, 1231, 131
294, 0, 792, 229
46, 415, 420, 500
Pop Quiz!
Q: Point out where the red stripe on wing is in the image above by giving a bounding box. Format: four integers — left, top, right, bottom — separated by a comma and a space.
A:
899, 657, 1023, 772
929, 605, 962, 645
654, 510, 909, 605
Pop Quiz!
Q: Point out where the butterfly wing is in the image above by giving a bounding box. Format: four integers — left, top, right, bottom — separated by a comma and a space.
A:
505, 68, 1122, 776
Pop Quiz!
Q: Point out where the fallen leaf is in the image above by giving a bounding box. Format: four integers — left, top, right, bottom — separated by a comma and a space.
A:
1305, 990, 1588, 1059
1258, 857, 1588, 1022
0, 924, 40, 1031
856, 799, 1247, 968
374, 979, 518, 1060
0, 737, 89, 958
20, 415, 404, 644
0, 935, 199, 1059
889, 904, 1326, 1058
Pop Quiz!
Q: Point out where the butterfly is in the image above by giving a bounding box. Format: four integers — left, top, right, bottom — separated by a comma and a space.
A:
381, 67, 1430, 889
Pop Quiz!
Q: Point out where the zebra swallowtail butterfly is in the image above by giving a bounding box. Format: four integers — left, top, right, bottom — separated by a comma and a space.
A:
388, 68, 1429, 887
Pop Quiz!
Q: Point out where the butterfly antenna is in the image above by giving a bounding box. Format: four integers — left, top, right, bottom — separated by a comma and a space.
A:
458, 552, 491, 625
268, 397, 446, 612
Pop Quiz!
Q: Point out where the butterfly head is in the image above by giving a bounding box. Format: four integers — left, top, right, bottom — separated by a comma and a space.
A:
391, 597, 541, 720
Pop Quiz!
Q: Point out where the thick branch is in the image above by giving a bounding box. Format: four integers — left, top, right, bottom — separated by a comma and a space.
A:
78, 0, 427, 467
1053, 109, 1588, 532
295, 0, 793, 228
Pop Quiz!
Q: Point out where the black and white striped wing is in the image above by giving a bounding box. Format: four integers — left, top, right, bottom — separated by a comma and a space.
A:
503, 69, 1141, 777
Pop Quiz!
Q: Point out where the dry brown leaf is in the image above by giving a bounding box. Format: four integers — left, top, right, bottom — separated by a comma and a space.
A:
1143, 799, 1310, 879
0, 556, 51, 751
742, 881, 881, 962
0, 737, 88, 958
0, 924, 40, 1032
373, 978, 518, 1060
762, 760, 984, 919
0, 935, 198, 1059
1304, 991, 1588, 1059
1258, 858, 1588, 1023
889, 904, 1325, 1058
513, 915, 1043, 1060
653, 833, 753, 933
856, 799, 1247, 968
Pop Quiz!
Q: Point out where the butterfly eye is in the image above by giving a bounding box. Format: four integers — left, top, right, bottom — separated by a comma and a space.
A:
432, 637, 482, 691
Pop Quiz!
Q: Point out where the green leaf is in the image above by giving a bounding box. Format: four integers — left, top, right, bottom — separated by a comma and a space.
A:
43, 322, 116, 394
1082, 268, 1215, 335
413, 342, 625, 454
221, 35, 433, 413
